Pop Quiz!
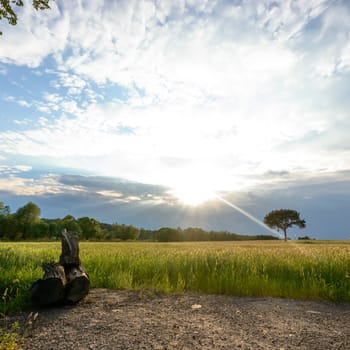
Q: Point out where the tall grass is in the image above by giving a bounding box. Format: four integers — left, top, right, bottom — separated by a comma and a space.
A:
0, 243, 60, 315
1, 241, 349, 314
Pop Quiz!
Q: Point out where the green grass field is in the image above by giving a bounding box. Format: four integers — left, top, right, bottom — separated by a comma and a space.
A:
1, 241, 349, 315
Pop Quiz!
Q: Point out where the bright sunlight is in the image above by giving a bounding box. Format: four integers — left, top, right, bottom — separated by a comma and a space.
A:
169, 172, 217, 206
171, 185, 216, 206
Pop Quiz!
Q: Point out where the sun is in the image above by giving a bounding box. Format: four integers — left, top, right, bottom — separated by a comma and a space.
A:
167, 168, 221, 206
170, 183, 217, 206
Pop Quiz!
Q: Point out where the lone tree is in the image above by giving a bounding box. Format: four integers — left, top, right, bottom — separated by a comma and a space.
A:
0, 0, 52, 35
263, 209, 306, 242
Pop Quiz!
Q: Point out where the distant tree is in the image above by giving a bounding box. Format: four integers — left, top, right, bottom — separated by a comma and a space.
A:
0, 202, 11, 239
0, 0, 52, 35
0, 201, 10, 216
156, 227, 183, 242
43, 219, 61, 238
0, 214, 17, 240
183, 227, 206, 241
264, 209, 306, 242
60, 215, 82, 236
77, 217, 102, 240
254, 235, 279, 241
139, 228, 156, 241
15, 201, 41, 225
27, 221, 49, 239
14, 201, 41, 239
298, 235, 313, 240
109, 223, 140, 241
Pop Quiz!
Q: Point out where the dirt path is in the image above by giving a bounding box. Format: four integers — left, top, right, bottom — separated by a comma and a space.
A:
12, 289, 350, 349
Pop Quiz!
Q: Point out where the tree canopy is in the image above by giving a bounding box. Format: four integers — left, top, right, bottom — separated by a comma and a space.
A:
0, 0, 52, 35
0, 201, 10, 216
15, 201, 41, 224
263, 209, 306, 241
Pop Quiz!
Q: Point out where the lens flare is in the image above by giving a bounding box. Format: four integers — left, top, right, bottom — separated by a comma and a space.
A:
214, 193, 283, 239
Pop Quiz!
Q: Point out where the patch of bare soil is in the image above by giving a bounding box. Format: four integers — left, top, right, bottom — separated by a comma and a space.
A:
10, 289, 350, 349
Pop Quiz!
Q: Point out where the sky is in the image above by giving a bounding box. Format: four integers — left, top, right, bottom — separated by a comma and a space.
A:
0, 0, 350, 240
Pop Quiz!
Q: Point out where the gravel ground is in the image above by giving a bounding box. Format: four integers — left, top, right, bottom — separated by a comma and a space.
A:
8, 288, 350, 349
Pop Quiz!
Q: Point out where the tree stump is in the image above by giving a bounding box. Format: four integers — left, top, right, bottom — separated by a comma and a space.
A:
30, 262, 66, 305
30, 230, 90, 306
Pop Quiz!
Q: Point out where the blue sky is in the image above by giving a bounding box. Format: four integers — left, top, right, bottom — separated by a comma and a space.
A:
0, 0, 350, 239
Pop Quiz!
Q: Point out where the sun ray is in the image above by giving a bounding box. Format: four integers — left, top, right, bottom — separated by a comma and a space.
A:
214, 193, 283, 238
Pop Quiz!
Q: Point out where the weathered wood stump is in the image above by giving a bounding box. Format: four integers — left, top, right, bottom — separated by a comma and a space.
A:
30, 230, 90, 306
30, 262, 66, 305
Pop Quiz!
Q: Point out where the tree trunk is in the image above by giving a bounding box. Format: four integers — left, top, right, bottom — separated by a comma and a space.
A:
30, 230, 90, 306
283, 229, 287, 242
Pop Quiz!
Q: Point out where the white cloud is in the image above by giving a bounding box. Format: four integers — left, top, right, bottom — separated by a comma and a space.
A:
13, 119, 29, 125
43, 92, 62, 104
3, 95, 15, 102
0, 165, 32, 175
339, 41, 350, 72
53, 71, 87, 95
0, 0, 349, 192
0, 174, 86, 196
97, 190, 123, 199
54, 2, 299, 105
17, 99, 31, 108
3, 95, 32, 109
38, 117, 49, 126
0, 94, 347, 193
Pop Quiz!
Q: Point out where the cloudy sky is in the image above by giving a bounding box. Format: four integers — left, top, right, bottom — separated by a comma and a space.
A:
0, 0, 350, 239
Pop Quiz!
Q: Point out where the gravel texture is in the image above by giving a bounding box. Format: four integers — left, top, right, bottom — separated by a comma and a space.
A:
9, 288, 350, 349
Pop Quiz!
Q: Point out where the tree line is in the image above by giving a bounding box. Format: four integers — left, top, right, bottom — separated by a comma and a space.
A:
0, 201, 278, 241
